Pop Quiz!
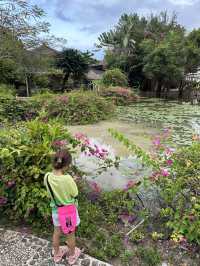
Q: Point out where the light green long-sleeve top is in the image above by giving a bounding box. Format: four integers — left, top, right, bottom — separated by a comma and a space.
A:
44, 172, 78, 212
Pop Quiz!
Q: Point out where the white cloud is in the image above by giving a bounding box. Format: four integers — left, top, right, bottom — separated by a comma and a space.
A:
168, 0, 198, 6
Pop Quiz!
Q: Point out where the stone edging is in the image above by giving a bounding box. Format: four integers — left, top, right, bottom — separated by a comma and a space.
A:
0, 228, 112, 266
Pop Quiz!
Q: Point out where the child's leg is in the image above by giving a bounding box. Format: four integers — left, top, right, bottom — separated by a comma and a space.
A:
66, 232, 76, 256
53, 226, 61, 255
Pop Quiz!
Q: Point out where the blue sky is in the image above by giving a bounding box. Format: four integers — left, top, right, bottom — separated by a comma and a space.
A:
32, 0, 200, 59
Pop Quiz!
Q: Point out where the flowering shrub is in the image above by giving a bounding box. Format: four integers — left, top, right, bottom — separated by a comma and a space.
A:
158, 142, 200, 245
0, 98, 38, 123
111, 127, 200, 246
100, 86, 138, 105
0, 92, 115, 125
75, 133, 109, 159
0, 119, 78, 221
44, 92, 115, 125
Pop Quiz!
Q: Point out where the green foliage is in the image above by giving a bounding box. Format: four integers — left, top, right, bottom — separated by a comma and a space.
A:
98, 11, 200, 97
136, 247, 161, 266
120, 250, 135, 266
0, 59, 22, 84
0, 119, 77, 222
130, 230, 145, 243
76, 181, 133, 260
0, 98, 38, 123
56, 48, 90, 88
141, 31, 186, 84
102, 68, 128, 87
158, 142, 200, 244
185, 28, 200, 73
34, 74, 50, 88
0, 1, 50, 50
98, 11, 188, 89
0, 84, 16, 99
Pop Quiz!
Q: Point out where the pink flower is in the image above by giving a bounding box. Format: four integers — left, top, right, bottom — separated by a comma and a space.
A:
6, 180, 15, 188
164, 147, 174, 157
149, 172, 160, 181
166, 159, 173, 166
75, 133, 86, 140
52, 140, 67, 148
152, 137, 161, 147
0, 196, 7, 205
90, 182, 101, 193
124, 180, 137, 191
160, 168, 170, 177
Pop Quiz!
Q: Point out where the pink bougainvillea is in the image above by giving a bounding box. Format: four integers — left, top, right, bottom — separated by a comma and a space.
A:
75, 133, 109, 160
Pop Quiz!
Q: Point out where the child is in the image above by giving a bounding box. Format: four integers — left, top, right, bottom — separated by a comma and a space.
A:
44, 149, 81, 265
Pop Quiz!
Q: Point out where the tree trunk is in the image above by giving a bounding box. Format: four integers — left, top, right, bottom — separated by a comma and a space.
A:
178, 80, 184, 100
156, 81, 162, 98
164, 85, 169, 100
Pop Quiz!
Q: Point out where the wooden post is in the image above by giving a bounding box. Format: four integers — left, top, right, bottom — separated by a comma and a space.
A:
25, 74, 29, 97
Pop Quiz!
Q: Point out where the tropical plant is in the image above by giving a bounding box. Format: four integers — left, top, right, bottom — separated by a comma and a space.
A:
56, 49, 91, 91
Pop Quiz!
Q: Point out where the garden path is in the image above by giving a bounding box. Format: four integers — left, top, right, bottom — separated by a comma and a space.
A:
0, 228, 111, 266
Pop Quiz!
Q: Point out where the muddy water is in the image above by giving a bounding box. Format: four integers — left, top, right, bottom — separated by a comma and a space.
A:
68, 120, 159, 156
68, 120, 159, 190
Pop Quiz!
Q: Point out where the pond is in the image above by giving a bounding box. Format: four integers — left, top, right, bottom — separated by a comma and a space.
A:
68, 98, 200, 190
117, 98, 200, 146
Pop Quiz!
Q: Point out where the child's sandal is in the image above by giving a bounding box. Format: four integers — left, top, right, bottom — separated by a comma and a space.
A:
53, 246, 68, 263
68, 247, 81, 265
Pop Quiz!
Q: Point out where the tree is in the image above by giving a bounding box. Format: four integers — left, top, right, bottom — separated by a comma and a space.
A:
98, 11, 187, 92
102, 68, 128, 87
0, 0, 50, 54
56, 49, 90, 91
141, 31, 186, 97
0, 1, 65, 96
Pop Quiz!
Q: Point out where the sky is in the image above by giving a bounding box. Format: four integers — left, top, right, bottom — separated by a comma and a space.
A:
32, 0, 200, 59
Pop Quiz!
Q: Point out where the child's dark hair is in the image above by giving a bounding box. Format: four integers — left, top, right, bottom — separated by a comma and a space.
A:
53, 149, 72, 170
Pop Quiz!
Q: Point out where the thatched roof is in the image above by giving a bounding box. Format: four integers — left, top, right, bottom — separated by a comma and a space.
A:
31, 44, 59, 57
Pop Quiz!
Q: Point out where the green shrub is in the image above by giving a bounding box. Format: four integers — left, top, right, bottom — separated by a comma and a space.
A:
102, 68, 128, 87
0, 84, 16, 99
34, 74, 49, 88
